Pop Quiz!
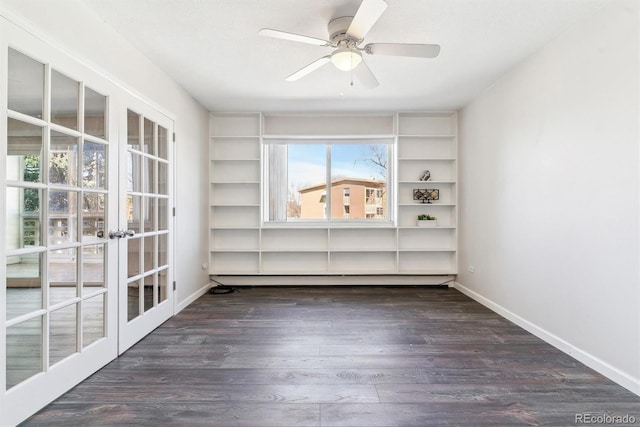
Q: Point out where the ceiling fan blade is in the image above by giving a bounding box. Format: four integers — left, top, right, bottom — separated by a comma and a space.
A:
365, 43, 441, 58
259, 28, 331, 47
285, 56, 331, 81
354, 60, 379, 89
346, 0, 388, 41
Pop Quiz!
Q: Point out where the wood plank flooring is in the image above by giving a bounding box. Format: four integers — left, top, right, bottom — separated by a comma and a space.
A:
22, 286, 640, 426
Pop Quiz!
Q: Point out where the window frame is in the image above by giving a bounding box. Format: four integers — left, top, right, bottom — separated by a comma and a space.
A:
262, 138, 395, 227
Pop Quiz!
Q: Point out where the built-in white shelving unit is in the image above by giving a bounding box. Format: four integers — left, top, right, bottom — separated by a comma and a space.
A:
397, 112, 458, 274
209, 113, 262, 274
209, 111, 457, 277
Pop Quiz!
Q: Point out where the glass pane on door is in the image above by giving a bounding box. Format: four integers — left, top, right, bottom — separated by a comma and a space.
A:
48, 190, 78, 245
158, 234, 168, 267
7, 118, 43, 182
158, 161, 168, 195
143, 196, 155, 232
158, 197, 169, 231
8, 48, 44, 119
83, 293, 105, 348
51, 70, 79, 130
84, 87, 106, 139
6, 187, 41, 250
127, 194, 142, 234
6, 253, 43, 321
143, 236, 154, 272
83, 141, 106, 189
144, 118, 154, 156
159, 268, 169, 303
127, 110, 141, 151
158, 126, 168, 160
127, 238, 141, 278
6, 316, 43, 390
82, 244, 105, 295
50, 131, 79, 186
82, 193, 106, 241
127, 281, 141, 322
49, 304, 78, 366
143, 274, 154, 313
49, 247, 77, 306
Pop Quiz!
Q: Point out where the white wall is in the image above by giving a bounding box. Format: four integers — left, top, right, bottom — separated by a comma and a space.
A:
0, 0, 211, 308
457, 1, 639, 394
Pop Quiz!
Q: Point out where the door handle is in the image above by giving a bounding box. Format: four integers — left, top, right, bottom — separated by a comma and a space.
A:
109, 229, 136, 239
109, 230, 125, 239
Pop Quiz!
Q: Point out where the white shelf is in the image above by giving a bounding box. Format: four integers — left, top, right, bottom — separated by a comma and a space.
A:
329, 248, 397, 253
210, 249, 260, 253
211, 181, 260, 185
210, 226, 261, 230
210, 135, 259, 138
211, 158, 260, 162
398, 206, 456, 208
398, 157, 456, 161
211, 205, 260, 209
330, 251, 397, 273
261, 248, 327, 253
210, 160, 260, 183
263, 134, 395, 140
398, 269, 456, 275
398, 134, 456, 138
399, 248, 456, 252
398, 226, 457, 229
209, 111, 458, 276
210, 251, 260, 274
399, 180, 456, 184
261, 251, 328, 274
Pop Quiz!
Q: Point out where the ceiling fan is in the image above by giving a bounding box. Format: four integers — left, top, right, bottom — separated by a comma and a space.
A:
259, 0, 440, 88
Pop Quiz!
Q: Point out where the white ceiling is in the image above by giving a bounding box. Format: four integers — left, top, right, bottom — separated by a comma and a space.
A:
81, 0, 606, 113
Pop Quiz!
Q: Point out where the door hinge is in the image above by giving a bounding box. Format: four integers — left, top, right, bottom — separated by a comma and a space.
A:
173, 132, 176, 142
173, 207, 176, 217
173, 281, 177, 291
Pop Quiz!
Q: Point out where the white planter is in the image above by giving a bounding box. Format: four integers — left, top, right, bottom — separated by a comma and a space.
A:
417, 220, 438, 227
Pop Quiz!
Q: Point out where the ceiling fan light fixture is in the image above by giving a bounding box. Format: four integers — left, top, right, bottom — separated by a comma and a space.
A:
331, 48, 362, 71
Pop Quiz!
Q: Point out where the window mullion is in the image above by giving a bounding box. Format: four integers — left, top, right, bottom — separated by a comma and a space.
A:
326, 145, 331, 221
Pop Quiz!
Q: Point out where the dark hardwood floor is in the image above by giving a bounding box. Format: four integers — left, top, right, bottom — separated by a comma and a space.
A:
23, 286, 640, 426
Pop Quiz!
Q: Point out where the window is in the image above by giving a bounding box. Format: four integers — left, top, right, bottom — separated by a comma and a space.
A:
265, 140, 392, 223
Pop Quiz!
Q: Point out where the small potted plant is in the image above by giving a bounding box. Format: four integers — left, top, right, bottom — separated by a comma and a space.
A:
417, 214, 437, 227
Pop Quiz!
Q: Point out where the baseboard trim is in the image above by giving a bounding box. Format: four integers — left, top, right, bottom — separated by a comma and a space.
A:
211, 275, 455, 287
175, 281, 213, 314
453, 281, 640, 397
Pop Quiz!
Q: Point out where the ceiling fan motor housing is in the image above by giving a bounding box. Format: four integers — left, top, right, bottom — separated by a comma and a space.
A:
328, 16, 357, 46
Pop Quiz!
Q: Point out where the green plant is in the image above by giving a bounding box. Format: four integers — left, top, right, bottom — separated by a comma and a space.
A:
417, 214, 437, 221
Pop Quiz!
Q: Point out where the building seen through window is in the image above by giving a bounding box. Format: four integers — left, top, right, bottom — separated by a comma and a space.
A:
265, 142, 391, 222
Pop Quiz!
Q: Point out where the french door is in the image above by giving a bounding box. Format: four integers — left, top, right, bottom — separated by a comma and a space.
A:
1, 23, 174, 425
116, 100, 174, 353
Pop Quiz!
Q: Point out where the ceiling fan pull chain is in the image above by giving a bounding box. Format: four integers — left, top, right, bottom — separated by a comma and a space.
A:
350, 49, 355, 86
